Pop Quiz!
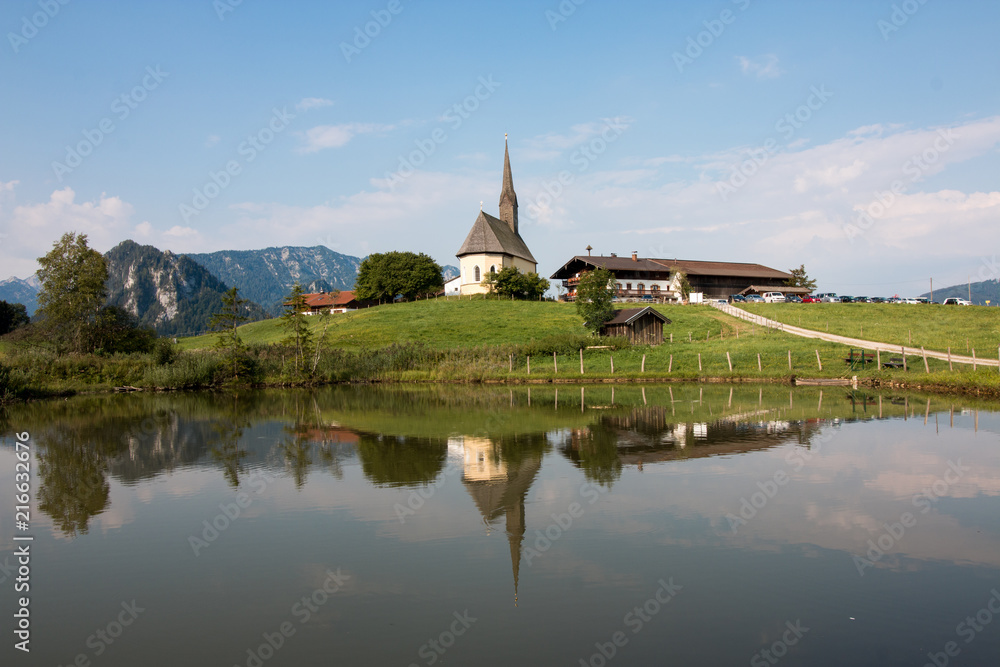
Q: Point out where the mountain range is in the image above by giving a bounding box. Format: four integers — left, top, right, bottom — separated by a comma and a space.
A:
920, 279, 1000, 306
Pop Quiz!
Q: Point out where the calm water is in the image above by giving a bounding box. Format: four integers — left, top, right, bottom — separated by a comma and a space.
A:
1, 385, 999, 666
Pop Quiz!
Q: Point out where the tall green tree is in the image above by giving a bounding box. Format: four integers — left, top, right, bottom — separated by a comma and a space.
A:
280, 282, 315, 374
575, 268, 616, 333
36, 232, 108, 353
355, 251, 443, 302
785, 264, 817, 292
481, 266, 551, 300
210, 287, 251, 381
0, 301, 29, 335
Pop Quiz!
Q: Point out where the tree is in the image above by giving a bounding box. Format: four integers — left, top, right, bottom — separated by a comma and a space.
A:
87, 305, 156, 354
0, 301, 29, 335
280, 282, 315, 374
481, 266, 551, 300
36, 232, 108, 353
354, 251, 444, 302
575, 268, 616, 333
210, 287, 251, 381
785, 264, 817, 291
670, 267, 692, 302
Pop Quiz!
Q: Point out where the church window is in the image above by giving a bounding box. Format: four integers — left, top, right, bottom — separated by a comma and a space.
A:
474, 266, 481, 282
490, 265, 496, 274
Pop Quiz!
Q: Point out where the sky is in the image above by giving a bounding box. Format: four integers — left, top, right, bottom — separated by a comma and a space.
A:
1, 0, 998, 297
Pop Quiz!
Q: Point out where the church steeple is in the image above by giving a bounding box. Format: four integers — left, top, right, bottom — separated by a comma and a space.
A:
499, 135, 518, 235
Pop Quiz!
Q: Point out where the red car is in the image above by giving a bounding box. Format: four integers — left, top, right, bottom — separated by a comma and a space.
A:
801, 296, 822, 303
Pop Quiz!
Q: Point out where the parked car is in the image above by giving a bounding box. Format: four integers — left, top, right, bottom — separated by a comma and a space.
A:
785, 295, 803, 303
942, 298, 972, 306
816, 293, 839, 303
801, 296, 822, 303
762, 292, 786, 303
914, 297, 930, 304
840, 296, 854, 303
745, 294, 765, 303
729, 294, 746, 303
853, 296, 872, 303
870, 297, 885, 303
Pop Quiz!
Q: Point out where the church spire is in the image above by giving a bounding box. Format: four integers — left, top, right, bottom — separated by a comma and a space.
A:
499, 134, 518, 235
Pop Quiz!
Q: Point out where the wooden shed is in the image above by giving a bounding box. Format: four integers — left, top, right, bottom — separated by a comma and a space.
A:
600, 307, 670, 345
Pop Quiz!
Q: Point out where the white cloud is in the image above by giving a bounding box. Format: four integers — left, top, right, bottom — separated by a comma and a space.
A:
297, 123, 394, 153
205, 134, 221, 148
164, 225, 200, 239
738, 54, 783, 79
296, 97, 335, 112
519, 118, 634, 161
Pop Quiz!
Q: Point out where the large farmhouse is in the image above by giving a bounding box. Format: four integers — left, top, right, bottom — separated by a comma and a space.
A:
455, 139, 537, 295
551, 253, 801, 301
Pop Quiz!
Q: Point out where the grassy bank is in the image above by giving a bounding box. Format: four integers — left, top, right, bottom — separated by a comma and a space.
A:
738, 302, 1000, 356
4, 299, 1000, 399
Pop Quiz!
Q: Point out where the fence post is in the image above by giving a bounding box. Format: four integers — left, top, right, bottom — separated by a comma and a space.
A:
922, 347, 929, 373
668, 355, 673, 373
580, 348, 584, 374
757, 352, 762, 371
876, 349, 881, 368
902, 346, 907, 371
641, 354, 646, 373
553, 352, 558, 374
698, 353, 702, 372
509, 354, 513, 373
670, 332, 673, 344
527, 356, 530, 374
610, 355, 614, 374
787, 350, 792, 371
972, 348, 977, 371
726, 351, 732, 371
815, 349, 822, 371
688, 332, 692, 343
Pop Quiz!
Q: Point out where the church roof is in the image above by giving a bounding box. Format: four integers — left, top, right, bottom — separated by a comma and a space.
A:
456, 211, 537, 264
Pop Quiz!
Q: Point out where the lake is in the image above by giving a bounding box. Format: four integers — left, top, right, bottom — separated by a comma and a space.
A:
1, 384, 999, 666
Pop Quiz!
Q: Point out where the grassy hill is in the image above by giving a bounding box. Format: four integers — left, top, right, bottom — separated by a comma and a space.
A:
737, 303, 1000, 356
177, 298, 740, 351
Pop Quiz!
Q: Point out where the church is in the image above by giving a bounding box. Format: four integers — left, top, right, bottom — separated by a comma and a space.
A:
453, 138, 537, 295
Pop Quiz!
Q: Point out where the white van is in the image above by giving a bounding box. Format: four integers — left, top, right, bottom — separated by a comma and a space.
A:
761, 292, 786, 303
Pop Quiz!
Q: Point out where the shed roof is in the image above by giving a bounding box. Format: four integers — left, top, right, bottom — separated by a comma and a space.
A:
457, 211, 536, 263
604, 307, 671, 326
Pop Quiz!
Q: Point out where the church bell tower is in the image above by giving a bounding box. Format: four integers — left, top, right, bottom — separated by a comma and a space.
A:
498, 135, 518, 235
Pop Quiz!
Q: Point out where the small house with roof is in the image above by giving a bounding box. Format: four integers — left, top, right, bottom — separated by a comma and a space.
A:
600, 307, 671, 345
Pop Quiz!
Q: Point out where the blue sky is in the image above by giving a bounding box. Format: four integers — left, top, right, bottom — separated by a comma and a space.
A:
1, 0, 998, 296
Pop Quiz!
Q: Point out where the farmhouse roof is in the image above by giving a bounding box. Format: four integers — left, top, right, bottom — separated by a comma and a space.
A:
457, 211, 537, 263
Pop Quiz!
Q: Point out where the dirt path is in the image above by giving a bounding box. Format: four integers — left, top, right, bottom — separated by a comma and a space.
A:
711, 302, 1000, 369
